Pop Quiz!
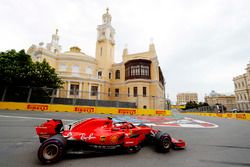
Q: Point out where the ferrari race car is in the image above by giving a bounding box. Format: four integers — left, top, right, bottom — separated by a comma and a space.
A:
36, 117, 186, 164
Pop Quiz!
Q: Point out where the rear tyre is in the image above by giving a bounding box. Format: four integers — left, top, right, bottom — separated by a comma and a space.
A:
155, 132, 171, 153
37, 135, 66, 164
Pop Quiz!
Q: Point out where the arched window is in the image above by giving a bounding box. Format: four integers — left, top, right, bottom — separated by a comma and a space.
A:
86, 66, 92, 75
72, 65, 80, 76
59, 64, 67, 71
109, 72, 112, 79
115, 70, 120, 79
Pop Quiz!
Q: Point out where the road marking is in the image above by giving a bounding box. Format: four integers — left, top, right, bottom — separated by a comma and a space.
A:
0, 114, 74, 122
114, 116, 219, 128
0, 114, 219, 128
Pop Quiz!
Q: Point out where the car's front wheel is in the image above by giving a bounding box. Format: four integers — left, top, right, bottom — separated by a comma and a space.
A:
155, 132, 171, 153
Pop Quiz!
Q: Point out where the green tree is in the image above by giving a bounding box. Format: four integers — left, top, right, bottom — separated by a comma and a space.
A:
185, 101, 198, 110
0, 49, 63, 102
30, 60, 64, 88
198, 102, 209, 108
0, 49, 63, 88
0, 49, 32, 86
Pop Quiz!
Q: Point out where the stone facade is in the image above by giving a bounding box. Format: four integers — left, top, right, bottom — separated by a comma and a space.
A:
233, 63, 250, 111
176, 93, 198, 105
27, 9, 165, 109
204, 91, 236, 111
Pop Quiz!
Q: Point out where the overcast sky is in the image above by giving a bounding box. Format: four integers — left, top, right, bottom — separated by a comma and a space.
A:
0, 0, 249, 103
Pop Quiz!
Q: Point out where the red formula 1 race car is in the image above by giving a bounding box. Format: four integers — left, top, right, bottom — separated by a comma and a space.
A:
35, 117, 186, 164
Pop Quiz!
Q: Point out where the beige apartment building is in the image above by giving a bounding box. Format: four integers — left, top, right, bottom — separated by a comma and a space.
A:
176, 93, 198, 105
233, 63, 250, 111
27, 9, 166, 109
204, 90, 236, 111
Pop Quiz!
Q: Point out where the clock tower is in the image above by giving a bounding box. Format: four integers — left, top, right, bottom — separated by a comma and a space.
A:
95, 8, 115, 80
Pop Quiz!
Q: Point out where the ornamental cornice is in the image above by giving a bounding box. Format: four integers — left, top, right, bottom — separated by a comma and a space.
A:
60, 76, 106, 84
57, 56, 97, 64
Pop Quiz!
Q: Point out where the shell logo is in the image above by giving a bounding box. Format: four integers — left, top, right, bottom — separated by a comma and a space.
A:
110, 135, 118, 144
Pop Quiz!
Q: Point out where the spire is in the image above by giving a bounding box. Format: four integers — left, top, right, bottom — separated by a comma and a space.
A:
46, 29, 62, 53
52, 29, 59, 43
102, 7, 112, 24
149, 38, 156, 52
97, 8, 115, 44
123, 44, 128, 56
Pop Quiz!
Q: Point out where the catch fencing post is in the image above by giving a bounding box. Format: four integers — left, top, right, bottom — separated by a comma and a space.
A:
27, 88, 32, 102
1, 87, 7, 101
50, 89, 55, 104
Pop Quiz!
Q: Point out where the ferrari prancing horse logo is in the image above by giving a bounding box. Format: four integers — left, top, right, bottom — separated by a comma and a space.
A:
100, 136, 106, 143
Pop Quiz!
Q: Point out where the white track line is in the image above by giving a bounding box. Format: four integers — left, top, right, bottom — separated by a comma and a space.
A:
0, 114, 74, 122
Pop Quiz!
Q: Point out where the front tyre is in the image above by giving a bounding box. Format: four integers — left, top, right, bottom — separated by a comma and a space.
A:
37, 135, 66, 164
155, 132, 171, 153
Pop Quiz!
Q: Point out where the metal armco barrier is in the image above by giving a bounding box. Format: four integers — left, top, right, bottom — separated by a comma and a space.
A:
184, 112, 250, 121
0, 102, 172, 116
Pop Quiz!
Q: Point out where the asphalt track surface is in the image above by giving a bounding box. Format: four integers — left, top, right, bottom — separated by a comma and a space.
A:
0, 110, 250, 167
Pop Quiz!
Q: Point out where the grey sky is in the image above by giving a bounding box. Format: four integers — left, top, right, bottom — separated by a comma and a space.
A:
0, 0, 249, 103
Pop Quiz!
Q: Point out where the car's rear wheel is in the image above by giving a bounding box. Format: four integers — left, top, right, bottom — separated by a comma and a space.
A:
37, 135, 66, 164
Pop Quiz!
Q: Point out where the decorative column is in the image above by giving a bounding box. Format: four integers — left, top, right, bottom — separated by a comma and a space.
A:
67, 81, 71, 98
88, 83, 91, 99
79, 81, 82, 98
98, 84, 100, 100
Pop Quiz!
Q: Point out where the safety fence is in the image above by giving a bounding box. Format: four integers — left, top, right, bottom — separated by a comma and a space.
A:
0, 86, 169, 110
0, 102, 172, 116
183, 105, 250, 113
183, 112, 250, 121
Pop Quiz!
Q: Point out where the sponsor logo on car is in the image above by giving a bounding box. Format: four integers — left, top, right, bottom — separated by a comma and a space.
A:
110, 135, 118, 144
100, 136, 106, 143
81, 133, 96, 141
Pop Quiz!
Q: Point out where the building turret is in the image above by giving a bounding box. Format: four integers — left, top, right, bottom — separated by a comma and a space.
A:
95, 8, 115, 80
46, 29, 62, 53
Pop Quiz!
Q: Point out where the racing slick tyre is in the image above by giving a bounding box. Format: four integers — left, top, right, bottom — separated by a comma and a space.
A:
37, 134, 66, 164
137, 123, 148, 127
155, 132, 171, 153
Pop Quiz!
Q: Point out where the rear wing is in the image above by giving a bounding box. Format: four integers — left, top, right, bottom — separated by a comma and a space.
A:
36, 119, 63, 142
